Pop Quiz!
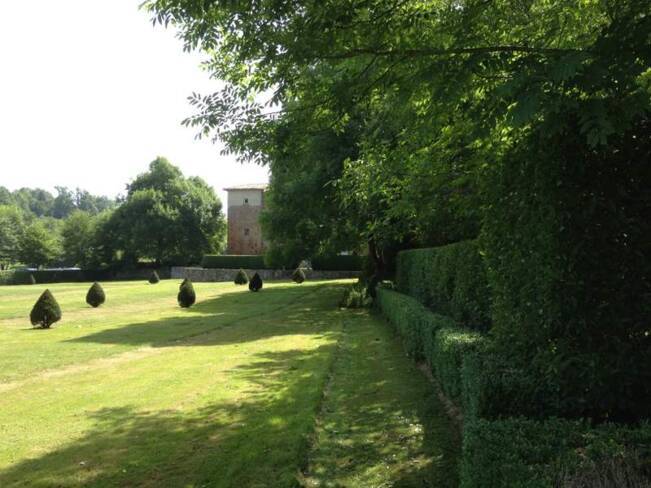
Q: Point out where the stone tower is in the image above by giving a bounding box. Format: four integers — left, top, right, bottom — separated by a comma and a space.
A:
224, 184, 267, 255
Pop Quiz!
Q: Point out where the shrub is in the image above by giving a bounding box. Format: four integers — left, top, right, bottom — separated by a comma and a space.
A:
292, 268, 306, 284
396, 240, 490, 331
461, 418, 651, 488
339, 281, 370, 308
177, 279, 196, 307
202, 255, 266, 269
149, 271, 160, 284
249, 272, 263, 292
86, 282, 106, 308
234, 268, 249, 285
30, 289, 62, 328
311, 254, 362, 271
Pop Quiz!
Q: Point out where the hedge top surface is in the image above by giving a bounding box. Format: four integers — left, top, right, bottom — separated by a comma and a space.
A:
30, 289, 62, 328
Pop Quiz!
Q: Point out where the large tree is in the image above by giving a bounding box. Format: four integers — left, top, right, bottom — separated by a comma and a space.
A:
0, 205, 26, 268
17, 221, 60, 268
105, 157, 226, 266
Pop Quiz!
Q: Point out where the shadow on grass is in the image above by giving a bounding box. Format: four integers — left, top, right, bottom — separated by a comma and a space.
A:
0, 345, 339, 488
64, 283, 339, 349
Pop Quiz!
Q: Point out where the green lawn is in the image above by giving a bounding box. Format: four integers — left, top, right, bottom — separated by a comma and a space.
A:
0, 280, 458, 487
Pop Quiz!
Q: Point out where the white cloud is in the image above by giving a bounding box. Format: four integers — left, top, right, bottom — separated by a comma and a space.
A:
0, 0, 268, 206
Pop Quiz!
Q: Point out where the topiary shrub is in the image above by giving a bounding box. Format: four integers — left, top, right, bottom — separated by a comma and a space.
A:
86, 282, 106, 308
249, 272, 263, 292
177, 279, 196, 308
30, 289, 62, 329
28, 274, 36, 285
234, 268, 249, 285
292, 268, 306, 284
149, 271, 160, 284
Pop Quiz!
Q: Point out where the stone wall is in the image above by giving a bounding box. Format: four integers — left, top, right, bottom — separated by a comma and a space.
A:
171, 267, 358, 282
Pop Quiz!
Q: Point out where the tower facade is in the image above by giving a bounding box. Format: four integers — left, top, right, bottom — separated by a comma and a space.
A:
224, 184, 267, 255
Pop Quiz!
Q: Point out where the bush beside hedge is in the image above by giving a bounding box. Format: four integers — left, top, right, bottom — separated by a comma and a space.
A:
396, 240, 490, 331
201, 255, 267, 269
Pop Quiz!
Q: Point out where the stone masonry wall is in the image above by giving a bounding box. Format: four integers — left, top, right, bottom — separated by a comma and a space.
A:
171, 267, 358, 282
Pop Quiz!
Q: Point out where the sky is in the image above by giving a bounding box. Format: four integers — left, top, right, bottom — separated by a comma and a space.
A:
0, 0, 269, 206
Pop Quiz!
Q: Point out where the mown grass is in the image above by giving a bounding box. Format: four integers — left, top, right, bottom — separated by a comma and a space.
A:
0, 280, 458, 487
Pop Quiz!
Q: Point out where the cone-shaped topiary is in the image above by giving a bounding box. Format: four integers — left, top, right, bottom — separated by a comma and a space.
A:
249, 272, 263, 292
149, 271, 160, 284
30, 289, 62, 328
178, 279, 196, 308
234, 268, 249, 285
86, 282, 106, 308
292, 268, 306, 284
28, 274, 36, 285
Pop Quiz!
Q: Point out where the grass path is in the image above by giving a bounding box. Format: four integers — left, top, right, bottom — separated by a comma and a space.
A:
0, 280, 459, 487
303, 310, 460, 487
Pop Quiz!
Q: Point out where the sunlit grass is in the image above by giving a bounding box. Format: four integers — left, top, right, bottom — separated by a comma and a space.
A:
0, 279, 458, 487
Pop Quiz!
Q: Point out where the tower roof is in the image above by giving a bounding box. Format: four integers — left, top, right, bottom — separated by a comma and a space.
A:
223, 183, 268, 191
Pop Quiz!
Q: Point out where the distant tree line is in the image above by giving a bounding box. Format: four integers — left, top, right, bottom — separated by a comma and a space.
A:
0, 157, 226, 270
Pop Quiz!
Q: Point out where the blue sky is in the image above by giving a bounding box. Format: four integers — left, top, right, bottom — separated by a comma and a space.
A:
0, 0, 268, 205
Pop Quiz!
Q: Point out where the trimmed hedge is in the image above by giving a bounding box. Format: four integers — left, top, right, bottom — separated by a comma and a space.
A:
377, 288, 486, 404
461, 417, 651, 488
0, 268, 171, 285
311, 254, 362, 271
201, 255, 267, 269
396, 240, 490, 331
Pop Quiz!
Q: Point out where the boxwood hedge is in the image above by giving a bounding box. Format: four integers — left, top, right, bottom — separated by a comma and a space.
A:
396, 240, 490, 331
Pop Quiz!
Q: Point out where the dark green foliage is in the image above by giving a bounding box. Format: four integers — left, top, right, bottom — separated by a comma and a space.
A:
291, 268, 305, 284
234, 268, 249, 285
28, 274, 36, 285
29, 289, 62, 329
377, 287, 486, 401
149, 271, 160, 284
248, 272, 263, 292
461, 418, 651, 488
85, 282, 106, 308
202, 255, 266, 269
177, 279, 196, 307
396, 241, 490, 331
483, 121, 651, 421
311, 255, 362, 271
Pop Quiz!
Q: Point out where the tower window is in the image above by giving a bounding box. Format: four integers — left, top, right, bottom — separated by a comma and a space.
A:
244, 198, 249, 204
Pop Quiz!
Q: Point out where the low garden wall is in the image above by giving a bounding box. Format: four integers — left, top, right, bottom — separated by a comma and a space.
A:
171, 267, 358, 282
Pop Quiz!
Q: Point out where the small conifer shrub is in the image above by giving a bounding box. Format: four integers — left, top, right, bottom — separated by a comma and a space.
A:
149, 271, 160, 284
86, 282, 106, 308
178, 279, 196, 308
234, 268, 249, 285
249, 272, 263, 292
30, 289, 62, 328
28, 274, 36, 285
292, 268, 306, 284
